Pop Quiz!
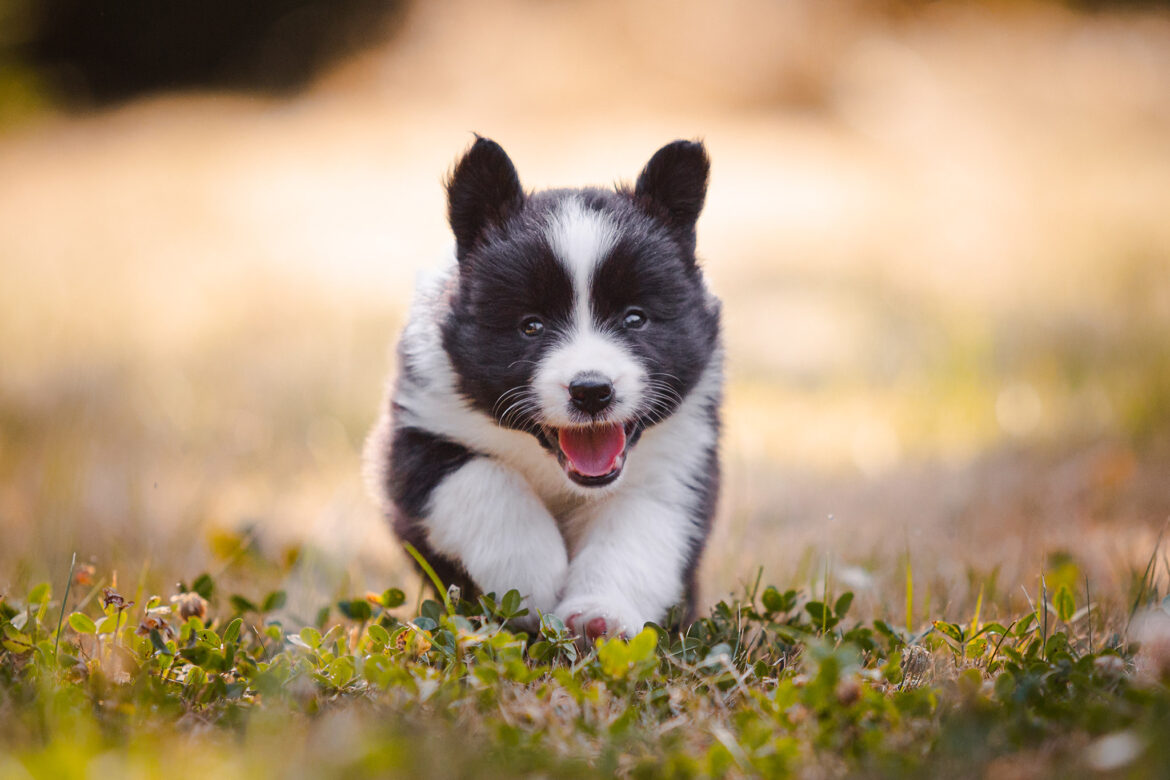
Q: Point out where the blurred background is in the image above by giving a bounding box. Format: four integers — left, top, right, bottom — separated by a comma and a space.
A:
1, 0, 1168, 625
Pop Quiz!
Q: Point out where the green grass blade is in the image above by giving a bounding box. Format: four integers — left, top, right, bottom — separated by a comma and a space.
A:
402, 542, 452, 614
969, 583, 984, 638
905, 556, 914, 634
52, 552, 76, 668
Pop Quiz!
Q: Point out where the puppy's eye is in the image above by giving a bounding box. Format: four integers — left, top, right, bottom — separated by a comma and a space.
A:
519, 316, 545, 337
622, 308, 648, 329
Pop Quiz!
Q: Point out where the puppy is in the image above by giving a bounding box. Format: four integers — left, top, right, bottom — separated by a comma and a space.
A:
365, 137, 722, 640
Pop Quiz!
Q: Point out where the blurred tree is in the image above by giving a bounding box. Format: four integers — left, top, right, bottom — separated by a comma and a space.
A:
5, 0, 406, 106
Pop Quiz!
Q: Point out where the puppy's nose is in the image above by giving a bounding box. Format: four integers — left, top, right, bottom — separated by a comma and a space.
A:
568, 375, 614, 415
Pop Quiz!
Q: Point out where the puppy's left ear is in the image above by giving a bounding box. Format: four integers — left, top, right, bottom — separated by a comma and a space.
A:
634, 140, 709, 251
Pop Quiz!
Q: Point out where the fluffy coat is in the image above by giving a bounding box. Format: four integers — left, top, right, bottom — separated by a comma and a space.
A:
365, 138, 722, 639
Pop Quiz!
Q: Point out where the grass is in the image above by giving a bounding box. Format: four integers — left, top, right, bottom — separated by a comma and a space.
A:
2, 4, 1170, 777
3, 546, 1170, 778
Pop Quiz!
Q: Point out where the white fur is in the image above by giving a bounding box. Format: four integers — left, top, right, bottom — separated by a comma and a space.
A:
556, 353, 721, 635
537, 199, 647, 426
545, 197, 616, 333
371, 244, 722, 636
426, 458, 569, 625
533, 330, 646, 427
388, 258, 581, 511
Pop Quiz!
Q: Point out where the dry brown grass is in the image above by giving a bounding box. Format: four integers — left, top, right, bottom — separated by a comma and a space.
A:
1, 0, 1169, 619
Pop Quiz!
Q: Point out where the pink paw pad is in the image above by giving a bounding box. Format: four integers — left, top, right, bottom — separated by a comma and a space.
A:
585, 617, 608, 640
567, 613, 610, 640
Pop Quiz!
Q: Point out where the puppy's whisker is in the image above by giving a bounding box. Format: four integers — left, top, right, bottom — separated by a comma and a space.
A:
642, 387, 683, 408
646, 376, 684, 393
499, 393, 544, 433
499, 398, 535, 429
643, 382, 684, 407
493, 385, 531, 416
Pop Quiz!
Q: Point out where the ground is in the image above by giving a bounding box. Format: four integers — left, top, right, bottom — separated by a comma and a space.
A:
1, 1, 1169, 775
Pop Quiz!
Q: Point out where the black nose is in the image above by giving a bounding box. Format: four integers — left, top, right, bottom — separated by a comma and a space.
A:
568, 376, 614, 415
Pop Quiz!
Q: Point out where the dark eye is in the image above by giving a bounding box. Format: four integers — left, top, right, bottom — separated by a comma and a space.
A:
519, 316, 545, 338
622, 308, 648, 329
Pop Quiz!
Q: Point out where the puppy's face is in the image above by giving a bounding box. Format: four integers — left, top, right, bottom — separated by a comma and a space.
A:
442, 139, 719, 488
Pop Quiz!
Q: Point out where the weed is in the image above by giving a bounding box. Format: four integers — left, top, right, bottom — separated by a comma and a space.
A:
2, 560, 1169, 778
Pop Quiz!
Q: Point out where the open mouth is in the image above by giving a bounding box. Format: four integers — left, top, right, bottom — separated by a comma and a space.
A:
553, 422, 633, 487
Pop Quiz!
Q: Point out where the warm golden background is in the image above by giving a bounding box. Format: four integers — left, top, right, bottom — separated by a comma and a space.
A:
2, 0, 1168, 625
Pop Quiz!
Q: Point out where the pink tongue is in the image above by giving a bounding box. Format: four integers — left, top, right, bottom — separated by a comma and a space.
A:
558, 424, 627, 477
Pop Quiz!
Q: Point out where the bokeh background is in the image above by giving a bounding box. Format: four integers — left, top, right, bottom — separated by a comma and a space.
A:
2, 0, 1169, 625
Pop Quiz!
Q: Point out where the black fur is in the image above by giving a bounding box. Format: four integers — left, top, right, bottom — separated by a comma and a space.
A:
441, 141, 718, 444
632, 139, 710, 255
446, 136, 525, 262
441, 193, 576, 443
374, 137, 722, 626
385, 424, 477, 593
592, 226, 720, 422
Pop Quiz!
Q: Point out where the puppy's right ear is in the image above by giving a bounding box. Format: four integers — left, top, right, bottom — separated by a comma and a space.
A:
634, 140, 709, 253
446, 137, 524, 261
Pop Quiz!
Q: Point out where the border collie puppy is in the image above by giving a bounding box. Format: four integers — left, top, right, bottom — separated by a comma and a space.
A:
365, 137, 722, 640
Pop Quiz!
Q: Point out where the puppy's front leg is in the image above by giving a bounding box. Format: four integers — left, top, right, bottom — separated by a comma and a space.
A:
423, 457, 568, 627
555, 495, 701, 640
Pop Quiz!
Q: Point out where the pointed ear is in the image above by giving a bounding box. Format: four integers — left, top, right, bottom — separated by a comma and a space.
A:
634, 140, 709, 246
446, 136, 524, 260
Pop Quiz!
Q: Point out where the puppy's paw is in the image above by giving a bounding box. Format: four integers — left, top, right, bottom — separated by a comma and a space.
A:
554, 594, 647, 643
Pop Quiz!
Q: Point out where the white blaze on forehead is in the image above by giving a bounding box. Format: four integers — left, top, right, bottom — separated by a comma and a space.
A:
545, 197, 617, 329
536, 198, 645, 427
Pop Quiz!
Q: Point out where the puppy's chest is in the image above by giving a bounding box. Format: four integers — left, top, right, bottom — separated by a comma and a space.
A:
491, 450, 614, 541
499, 451, 589, 521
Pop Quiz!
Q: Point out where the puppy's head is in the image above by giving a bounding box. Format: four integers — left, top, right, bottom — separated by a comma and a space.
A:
442, 137, 719, 488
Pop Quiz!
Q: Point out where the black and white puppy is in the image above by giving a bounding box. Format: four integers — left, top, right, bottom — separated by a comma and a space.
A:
365, 137, 722, 640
